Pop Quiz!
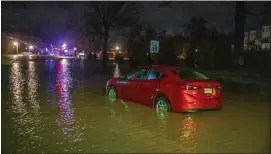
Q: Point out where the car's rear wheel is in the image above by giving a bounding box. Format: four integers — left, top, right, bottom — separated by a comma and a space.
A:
155, 96, 171, 113
107, 86, 117, 102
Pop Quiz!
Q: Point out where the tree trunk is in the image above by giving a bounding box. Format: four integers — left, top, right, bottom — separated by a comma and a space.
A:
234, 2, 246, 67
102, 28, 109, 68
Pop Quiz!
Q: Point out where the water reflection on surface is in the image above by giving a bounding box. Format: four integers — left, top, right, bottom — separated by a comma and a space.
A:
56, 59, 83, 152
27, 61, 40, 114
2, 59, 270, 153
7, 61, 45, 152
104, 99, 199, 152
179, 116, 198, 152
9, 62, 25, 115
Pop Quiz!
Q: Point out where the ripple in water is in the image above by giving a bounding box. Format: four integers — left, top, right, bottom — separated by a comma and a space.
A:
55, 59, 83, 152
8, 61, 46, 152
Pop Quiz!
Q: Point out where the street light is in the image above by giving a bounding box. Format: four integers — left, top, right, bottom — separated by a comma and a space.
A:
13, 41, 19, 54
29, 45, 33, 52
50, 45, 53, 54
116, 46, 119, 50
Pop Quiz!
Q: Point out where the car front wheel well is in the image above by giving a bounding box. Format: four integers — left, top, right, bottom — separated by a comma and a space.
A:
108, 85, 116, 92
154, 93, 170, 105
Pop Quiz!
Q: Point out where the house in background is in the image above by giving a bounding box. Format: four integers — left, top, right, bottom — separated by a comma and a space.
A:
261, 25, 271, 50
244, 28, 261, 51
244, 24, 271, 51
244, 31, 249, 51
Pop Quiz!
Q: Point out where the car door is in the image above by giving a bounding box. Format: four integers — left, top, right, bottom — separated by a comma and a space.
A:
116, 77, 131, 100
138, 69, 165, 105
127, 69, 148, 103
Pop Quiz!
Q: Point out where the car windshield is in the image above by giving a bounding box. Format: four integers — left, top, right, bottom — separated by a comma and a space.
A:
173, 69, 209, 80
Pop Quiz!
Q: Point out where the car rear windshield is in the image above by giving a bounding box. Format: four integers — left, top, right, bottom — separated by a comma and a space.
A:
173, 69, 209, 80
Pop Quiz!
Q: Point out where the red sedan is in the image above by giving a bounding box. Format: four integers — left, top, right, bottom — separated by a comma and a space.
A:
105, 65, 223, 113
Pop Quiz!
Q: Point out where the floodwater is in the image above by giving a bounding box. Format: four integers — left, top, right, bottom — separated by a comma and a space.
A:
1, 58, 270, 153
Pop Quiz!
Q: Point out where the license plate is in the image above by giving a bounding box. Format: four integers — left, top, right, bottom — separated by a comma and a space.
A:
204, 88, 213, 94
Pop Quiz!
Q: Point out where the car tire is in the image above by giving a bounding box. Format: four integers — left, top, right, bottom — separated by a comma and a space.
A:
107, 86, 117, 102
155, 96, 172, 112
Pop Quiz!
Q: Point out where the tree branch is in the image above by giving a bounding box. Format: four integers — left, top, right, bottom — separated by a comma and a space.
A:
245, 2, 270, 16
90, 2, 105, 25
108, 2, 126, 26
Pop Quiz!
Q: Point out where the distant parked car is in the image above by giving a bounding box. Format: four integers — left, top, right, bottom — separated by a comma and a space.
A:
104, 65, 223, 113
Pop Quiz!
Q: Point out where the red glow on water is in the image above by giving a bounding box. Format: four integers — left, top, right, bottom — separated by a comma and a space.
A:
57, 82, 63, 89
55, 59, 76, 141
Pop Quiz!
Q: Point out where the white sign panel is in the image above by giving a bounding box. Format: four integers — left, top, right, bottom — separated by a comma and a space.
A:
150, 40, 159, 53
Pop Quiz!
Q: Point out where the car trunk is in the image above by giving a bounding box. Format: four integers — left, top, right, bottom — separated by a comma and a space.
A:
184, 79, 222, 99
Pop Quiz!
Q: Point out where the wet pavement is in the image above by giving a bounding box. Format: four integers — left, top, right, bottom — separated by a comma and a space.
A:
1, 58, 270, 153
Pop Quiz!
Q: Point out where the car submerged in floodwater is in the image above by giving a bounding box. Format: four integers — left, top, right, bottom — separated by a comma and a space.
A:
104, 65, 223, 113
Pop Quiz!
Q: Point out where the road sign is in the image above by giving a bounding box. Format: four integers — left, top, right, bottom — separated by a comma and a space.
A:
150, 40, 159, 53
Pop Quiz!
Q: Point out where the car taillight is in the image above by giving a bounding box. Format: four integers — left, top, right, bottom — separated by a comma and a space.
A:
183, 85, 200, 90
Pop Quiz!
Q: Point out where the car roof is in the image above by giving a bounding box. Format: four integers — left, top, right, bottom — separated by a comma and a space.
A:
137, 65, 190, 72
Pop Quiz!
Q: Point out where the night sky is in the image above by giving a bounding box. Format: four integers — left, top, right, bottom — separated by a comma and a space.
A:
2, 1, 270, 42
141, 2, 235, 34
142, 2, 270, 34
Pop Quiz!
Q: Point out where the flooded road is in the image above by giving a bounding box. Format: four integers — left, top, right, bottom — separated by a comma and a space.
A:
2, 59, 270, 153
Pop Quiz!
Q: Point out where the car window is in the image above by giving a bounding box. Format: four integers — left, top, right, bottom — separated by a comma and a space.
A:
173, 69, 209, 80
127, 69, 147, 80
146, 70, 165, 80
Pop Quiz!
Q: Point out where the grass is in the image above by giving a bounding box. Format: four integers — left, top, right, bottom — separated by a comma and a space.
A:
198, 69, 269, 87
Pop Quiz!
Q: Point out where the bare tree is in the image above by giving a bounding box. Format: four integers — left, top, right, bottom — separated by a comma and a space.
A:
233, 2, 270, 67
89, 2, 140, 68
66, 3, 104, 54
